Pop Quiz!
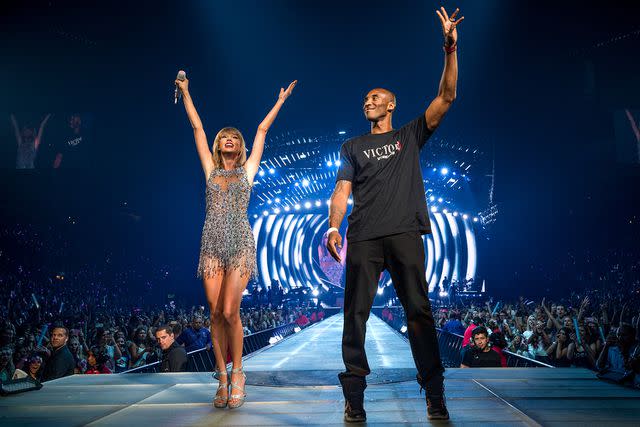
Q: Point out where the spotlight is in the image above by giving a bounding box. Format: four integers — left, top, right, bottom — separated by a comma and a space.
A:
267, 199, 272, 204
432, 167, 437, 172
326, 161, 333, 167
438, 198, 443, 203
294, 204, 301, 210
429, 196, 435, 202
347, 198, 353, 205
326, 199, 331, 205
400, 325, 408, 333
253, 214, 258, 219
441, 167, 448, 175
284, 206, 290, 212
273, 208, 281, 214
275, 198, 281, 203
302, 179, 309, 187
473, 217, 479, 222
463, 214, 468, 219
377, 287, 384, 295
312, 288, 320, 297
338, 131, 346, 135
262, 210, 269, 216
269, 168, 275, 174
442, 209, 448, 214
304, 202, 312, 209
258, 170, 265, 177
315, 200, 321, 207
431, 206, 438, 213
453, 212, 459, 216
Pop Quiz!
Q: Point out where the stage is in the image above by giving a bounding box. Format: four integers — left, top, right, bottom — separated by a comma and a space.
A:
1, 314, 639, 426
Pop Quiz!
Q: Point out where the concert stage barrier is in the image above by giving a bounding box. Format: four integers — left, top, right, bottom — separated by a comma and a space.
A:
123, 308, 340, 374
371, 306, 553, 368
2, 313, 639, 426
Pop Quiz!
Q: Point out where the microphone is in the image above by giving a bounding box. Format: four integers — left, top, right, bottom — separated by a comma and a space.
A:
174, 70, 186, 104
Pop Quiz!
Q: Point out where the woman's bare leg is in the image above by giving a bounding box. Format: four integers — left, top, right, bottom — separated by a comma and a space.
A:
203, 272, 228, 401
222, 268, 250, 406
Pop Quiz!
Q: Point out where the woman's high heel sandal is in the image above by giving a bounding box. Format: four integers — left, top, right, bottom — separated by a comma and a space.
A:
227, 366, 247, 409
213, 370, 229, 408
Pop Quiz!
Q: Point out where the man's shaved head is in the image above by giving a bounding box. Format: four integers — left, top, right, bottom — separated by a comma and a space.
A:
366, 88, 396, 105
363, 88, 397, 124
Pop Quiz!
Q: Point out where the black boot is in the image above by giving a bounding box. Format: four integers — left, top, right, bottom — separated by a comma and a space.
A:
338, 372, 367, 423
418, 374, 449, 420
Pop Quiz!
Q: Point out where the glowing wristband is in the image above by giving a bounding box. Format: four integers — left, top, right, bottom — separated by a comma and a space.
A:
326, 227, 339, 236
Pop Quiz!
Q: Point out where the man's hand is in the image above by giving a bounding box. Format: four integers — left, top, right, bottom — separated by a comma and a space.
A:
436, 7, 464, 46
326, 231, 343, 263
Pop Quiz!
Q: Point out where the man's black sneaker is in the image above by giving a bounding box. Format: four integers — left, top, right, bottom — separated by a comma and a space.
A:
344, 401, 367, 423
426, 395, 449, 420
339, 373, 367, 423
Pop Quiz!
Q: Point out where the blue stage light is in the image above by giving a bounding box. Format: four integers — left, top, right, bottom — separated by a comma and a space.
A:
294, 204, 301, 210
463, 214, 468, 219
431, 206, 438, 213
304, 201, 311, 209
335, 160, 342, 166
326, 161, 333, 167
429, 196, 435, 202
284, 206, 290, 212
438, 197, 443, 203
258, 170, 265, 177
269, 168, 275, 174
275, 198, 281, 203
338, 131, 346, 135
441, 167, 448, 175
263, 210, 269, 216
315, 200, 321, 207
302, 179, 309, 187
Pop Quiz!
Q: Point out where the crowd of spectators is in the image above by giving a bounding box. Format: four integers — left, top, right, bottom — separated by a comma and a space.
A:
0, 223, 329, 383
379, 247, 640, 388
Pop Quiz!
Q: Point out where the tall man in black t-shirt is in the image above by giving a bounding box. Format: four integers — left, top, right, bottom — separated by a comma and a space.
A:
326, 7, 464, 422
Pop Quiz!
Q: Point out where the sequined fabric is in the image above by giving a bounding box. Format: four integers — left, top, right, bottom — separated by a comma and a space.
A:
197, 166, 257, 279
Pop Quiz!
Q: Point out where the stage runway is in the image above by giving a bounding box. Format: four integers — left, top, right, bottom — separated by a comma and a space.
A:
2, 314, 639, 426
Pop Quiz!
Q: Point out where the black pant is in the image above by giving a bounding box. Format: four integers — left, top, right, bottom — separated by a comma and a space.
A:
342, 231, 444, 384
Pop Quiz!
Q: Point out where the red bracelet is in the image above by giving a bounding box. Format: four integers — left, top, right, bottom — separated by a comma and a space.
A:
444, 43, 457, 54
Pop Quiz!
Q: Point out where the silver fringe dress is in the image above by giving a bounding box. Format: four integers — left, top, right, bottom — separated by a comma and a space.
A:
197, 166, 257, 279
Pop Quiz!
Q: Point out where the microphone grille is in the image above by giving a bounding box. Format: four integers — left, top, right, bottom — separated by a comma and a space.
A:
176, 70, 186, 81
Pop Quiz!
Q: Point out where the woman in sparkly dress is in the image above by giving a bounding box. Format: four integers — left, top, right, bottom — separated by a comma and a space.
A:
176, 76, 297, 409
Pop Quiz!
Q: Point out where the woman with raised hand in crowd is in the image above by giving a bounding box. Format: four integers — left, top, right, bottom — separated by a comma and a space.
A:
175, 74, 297, 409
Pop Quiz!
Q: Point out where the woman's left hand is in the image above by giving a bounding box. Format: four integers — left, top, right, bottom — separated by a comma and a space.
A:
279, 80, 298, 102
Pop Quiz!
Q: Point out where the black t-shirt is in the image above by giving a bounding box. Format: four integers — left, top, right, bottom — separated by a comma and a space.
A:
42, 345, 76, 381
160, 342, 188, 372
461, 346, 502, 368
55, 128, 87, 168
336, 115, 433, 242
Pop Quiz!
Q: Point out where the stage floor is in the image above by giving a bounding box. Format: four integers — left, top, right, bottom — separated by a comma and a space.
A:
2, 314, 639, 426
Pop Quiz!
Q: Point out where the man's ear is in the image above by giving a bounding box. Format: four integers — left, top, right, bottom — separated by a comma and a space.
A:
387, 102, 396, 113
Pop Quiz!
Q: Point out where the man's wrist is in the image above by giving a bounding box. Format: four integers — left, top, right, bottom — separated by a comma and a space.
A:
444, 42, 457, 54
326, 227, 339, 236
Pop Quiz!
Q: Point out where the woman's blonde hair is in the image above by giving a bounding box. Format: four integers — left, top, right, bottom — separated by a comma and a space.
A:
211, 127, 247, 169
